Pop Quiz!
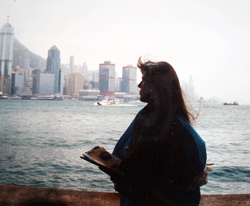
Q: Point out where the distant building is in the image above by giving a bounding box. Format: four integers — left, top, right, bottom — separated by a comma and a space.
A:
115, 77, 122, 92
46, 45, 61, 94
20, 48, 29, 73
0, 22, 14, 95
14, 69, 32, 96
67, 73, 84, 96
12, 47, 19, 71
79, 89, 100, 100
121, 64, 137, 94
39, 73, 54, 95
181, 76, 197, 101
81, 62, 89, 81
70, 56, 74, 73
10, 72, 15, 95
14, 69, 25, 91
99, 61, 115, 96
32, 69, 40, 95
88, 70, 99, 89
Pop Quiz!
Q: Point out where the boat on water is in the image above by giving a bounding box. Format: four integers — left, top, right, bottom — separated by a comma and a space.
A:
97, 98, 120, 106
10, 96, 22, 100
223, 101, 239, 105
0, 96, 8, 100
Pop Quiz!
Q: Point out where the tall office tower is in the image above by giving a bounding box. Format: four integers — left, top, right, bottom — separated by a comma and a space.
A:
13, 47, 19, 70
70, 56, 74, 73
46, 45, 61, 94
10, 71, 16, 95
121, 64, 137, 94
32, 69, 41, 95
99, 61, 115, 96
67, 73, 84, 96
14, 69, 25, 95
59, 69, 64, 96
0, 22, 14, 95
81, 62, 89, 80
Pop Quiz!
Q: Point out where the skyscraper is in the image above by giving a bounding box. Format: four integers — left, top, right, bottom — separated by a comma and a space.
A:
0, 22, 14, 95
70, 55, 74, 73
99, 61, 115, 96
121, 64, 137, 94
32, 69, 40, 95
46, 45, 61, 94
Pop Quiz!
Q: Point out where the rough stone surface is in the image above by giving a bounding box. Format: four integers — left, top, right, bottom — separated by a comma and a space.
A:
0, 184, 249, 206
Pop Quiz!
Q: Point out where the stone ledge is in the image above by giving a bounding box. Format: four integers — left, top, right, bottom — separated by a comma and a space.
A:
0, 184, 249, 206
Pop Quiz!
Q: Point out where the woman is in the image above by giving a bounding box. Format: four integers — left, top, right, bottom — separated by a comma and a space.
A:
104, 58, 207, 206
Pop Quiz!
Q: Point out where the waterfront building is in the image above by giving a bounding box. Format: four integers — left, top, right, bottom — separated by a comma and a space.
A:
12, 69, 32, 96
79, 89, 100, 100
14, 69, 24, 96
59, 69, 64, 96
39, 73, 54, 95
10, 71, 15, 95
46, 45, 61, 94
32, 69, 40, 95
121, 64, 137, 95
99, 61, 115, 96
0, 22, 14, 95
67, 73, 84, 96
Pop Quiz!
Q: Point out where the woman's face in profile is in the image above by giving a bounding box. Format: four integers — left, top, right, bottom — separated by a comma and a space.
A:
138, 74, 155, 103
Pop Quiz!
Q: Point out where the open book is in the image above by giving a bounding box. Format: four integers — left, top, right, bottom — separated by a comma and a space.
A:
80, 146, 121, 173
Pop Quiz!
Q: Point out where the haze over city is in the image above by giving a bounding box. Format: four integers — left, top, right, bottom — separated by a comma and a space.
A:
1, 0, 249, 104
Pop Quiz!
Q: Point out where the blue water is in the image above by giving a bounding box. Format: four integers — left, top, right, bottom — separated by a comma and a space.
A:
0, 100, 249, 194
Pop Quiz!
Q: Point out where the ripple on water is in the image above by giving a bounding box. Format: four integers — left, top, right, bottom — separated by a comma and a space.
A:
0, 101, 250, 194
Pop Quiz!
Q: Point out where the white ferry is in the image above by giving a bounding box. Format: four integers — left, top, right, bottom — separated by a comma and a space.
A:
97, 98, 120, 106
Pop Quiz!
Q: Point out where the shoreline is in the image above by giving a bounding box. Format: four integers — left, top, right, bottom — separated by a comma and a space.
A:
0, 184, 249, 205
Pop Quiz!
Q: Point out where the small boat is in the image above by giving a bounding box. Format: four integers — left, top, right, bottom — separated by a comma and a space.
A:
97, 98, 120, 106
223, 101, 239, 105
0, 95, 8, 100
10, 96, 22, 100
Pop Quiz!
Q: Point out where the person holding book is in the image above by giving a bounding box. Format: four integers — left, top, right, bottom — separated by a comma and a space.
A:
99, 57, 207, 206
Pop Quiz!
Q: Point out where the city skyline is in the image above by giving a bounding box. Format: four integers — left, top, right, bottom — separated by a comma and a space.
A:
0, 24, 237, 103
1, 0, 250, 103
0, 22, 228, 103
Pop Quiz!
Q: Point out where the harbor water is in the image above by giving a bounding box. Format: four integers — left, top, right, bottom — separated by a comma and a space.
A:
0, 100, 249, 194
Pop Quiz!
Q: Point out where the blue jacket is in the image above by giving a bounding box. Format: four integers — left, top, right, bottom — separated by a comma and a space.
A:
113, 115, 206, 206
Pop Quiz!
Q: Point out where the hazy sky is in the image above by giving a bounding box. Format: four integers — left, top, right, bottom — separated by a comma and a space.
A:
1, 0, 250, 104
